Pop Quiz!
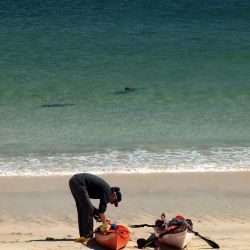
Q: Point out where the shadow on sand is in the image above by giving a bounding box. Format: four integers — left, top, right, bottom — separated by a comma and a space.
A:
27, 237, 113, 250
140, 234, 184, 250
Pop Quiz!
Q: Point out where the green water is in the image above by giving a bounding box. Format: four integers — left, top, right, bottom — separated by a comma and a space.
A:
0, 0, 250, 174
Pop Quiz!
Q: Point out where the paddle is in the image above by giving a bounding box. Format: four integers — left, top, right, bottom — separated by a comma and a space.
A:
137, 225, 181, 248
27, 237, 75, 242
130, 224, 155, 228
188, 228, 220, 249
27, 230, 97, 243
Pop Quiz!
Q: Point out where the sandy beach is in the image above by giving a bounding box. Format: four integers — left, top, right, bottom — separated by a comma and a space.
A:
0, 172, 250, 250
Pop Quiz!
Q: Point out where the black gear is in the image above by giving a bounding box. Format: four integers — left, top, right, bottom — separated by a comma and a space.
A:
93, 207, 101, 222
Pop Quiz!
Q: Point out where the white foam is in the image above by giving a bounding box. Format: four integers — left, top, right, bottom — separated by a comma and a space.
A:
0, 147, 250, 176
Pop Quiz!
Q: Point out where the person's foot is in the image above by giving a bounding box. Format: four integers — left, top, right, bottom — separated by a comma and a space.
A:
74, 236, 90, 243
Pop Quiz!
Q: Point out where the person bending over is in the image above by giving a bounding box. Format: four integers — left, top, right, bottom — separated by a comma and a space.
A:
69, 173, 122, 241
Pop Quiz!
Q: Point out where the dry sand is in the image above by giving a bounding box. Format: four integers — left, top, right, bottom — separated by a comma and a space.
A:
0, 172, 250, 250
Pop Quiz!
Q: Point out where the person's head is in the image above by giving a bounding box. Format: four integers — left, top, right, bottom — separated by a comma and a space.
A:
109, 187, 122, 207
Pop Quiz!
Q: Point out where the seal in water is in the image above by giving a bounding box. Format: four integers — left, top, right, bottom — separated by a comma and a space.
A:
114, 87, 137, 95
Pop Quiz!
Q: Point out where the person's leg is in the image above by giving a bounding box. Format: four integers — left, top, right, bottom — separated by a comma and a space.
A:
69, 176, 94, 237
75, 188, 94, 237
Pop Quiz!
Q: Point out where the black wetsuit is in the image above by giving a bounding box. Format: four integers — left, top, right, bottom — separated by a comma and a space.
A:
69, 173, 112, 237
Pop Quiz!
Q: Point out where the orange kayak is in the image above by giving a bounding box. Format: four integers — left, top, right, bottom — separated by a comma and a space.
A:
95, 225, 130, 250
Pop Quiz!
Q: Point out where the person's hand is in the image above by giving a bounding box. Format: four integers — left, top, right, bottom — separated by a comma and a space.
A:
100, 223, 108, 232
99, 212, 106, 224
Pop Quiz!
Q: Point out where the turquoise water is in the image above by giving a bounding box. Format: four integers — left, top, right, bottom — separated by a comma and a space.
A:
0, 0, 250, 175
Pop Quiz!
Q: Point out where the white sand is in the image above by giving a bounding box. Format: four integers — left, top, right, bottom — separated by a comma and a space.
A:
0, 172, 250, 250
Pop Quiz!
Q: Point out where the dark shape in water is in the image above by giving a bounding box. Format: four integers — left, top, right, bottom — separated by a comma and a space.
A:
114, 87, 137, 95
40, 103, 75, 108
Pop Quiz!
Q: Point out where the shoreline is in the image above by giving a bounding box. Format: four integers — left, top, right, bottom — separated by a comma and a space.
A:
0, 168, 250, 177
1, 172, 250, 249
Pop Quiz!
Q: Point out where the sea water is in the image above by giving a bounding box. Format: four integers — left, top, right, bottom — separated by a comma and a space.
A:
0, 0, 250, 175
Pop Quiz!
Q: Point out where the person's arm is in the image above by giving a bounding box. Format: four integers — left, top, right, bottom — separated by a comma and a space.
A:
98, 186, 112, 224
98, 191, 109, 222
